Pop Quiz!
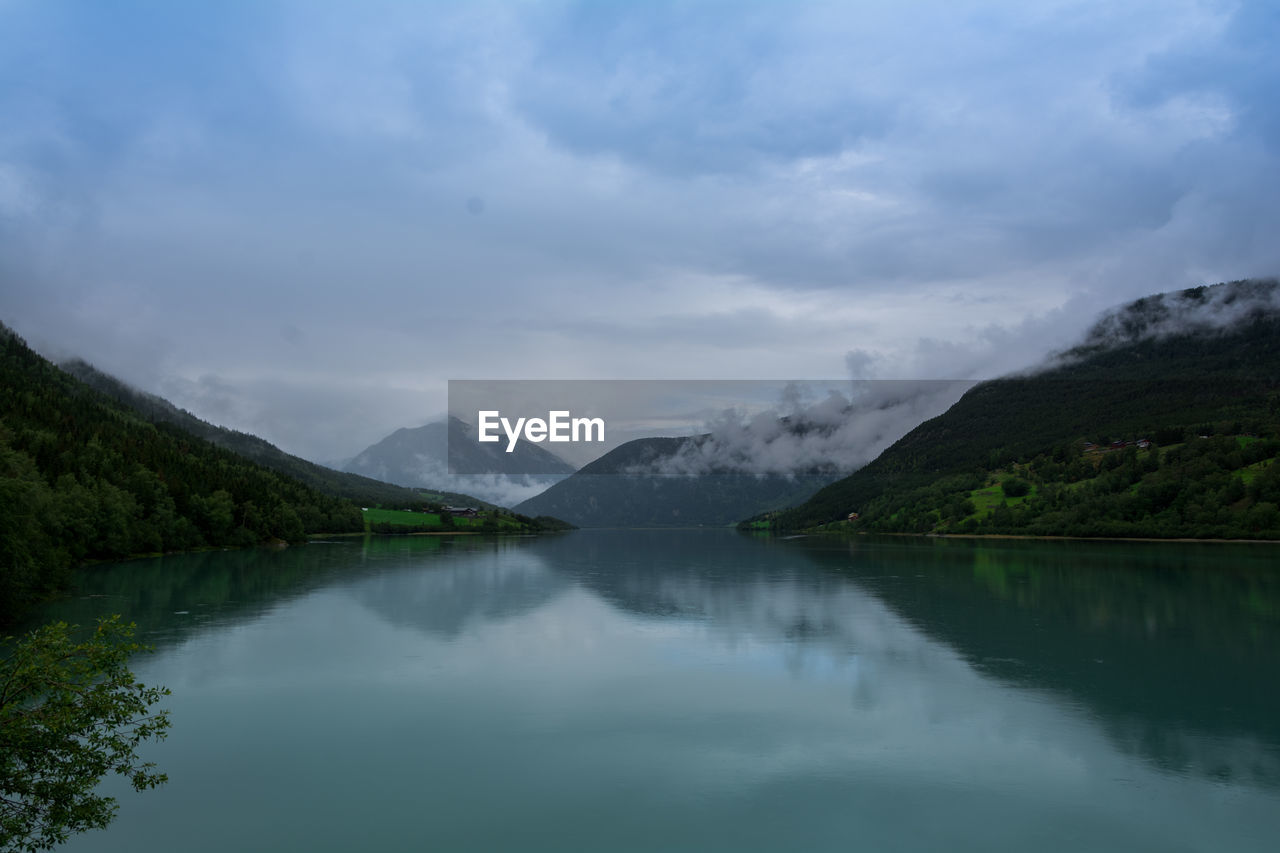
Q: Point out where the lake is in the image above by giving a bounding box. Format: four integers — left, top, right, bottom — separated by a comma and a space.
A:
29, 530, 1280, 852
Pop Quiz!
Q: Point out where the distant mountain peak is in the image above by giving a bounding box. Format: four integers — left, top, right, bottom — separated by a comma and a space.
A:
342, 417, 576, 507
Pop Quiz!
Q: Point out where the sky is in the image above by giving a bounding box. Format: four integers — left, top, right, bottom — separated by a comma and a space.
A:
2, 0, 1279, 464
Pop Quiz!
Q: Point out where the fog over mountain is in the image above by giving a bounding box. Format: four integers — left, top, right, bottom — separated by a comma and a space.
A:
343, 417, 575, 507
511, 381, 970, 527
642, 381, 972, 479
1060, 278, 1280, 357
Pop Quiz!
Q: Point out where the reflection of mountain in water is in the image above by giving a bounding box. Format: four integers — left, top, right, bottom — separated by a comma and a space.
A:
535, 530, 962, 699
34, 529, 1280, 791
26, 544, 379, 644
524, 530, 1280, 789
32, 536, 553, 648
799, 535, 1280, 787
347, 541, 567, 638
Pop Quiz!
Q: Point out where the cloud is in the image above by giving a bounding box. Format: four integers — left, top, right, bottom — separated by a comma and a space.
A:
1063, 277, 1280, 355
642, 380, 972, 478
1, 0, 1277, 462
511, 0, 895, 176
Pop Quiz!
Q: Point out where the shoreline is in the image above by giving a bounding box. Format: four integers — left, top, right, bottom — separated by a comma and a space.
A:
800, 529, 1280, 545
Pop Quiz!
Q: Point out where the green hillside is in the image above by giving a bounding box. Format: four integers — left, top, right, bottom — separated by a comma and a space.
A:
60, 359, 491, 510
0, 323, 370, 624
753, 280, 1280, 538
1, 324, 567, 626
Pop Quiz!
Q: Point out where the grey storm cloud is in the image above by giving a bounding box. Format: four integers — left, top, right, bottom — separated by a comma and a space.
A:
1, 0, 1278, 463
513, 0, 894, 176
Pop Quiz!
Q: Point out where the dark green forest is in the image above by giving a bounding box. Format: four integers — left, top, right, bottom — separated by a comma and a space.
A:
0, 323, 365, 625
60, 359, 490, 510
753, 280, 1280, 538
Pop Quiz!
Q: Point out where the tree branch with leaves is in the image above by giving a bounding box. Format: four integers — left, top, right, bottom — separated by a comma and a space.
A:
1, 616, 170, 852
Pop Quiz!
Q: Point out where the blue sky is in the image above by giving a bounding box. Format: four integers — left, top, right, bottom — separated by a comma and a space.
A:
2, 0, 1278, 461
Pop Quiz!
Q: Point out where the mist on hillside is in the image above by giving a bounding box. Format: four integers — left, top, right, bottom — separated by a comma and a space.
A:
636, 380, 973, 479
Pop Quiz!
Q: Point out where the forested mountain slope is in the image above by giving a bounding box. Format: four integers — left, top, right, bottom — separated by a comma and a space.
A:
516, 435, 835, 527
60, 359, 486, 509
1, 323, 365, 624
755, 280, 1280, 538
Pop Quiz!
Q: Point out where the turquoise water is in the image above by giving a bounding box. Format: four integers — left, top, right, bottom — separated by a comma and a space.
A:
31, 531, 1280, 851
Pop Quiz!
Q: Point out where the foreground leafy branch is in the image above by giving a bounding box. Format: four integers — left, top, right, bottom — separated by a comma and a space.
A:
0, 616, 170, 852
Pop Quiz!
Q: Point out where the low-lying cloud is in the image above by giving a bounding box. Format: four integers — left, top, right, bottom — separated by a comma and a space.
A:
1067, 278, 1280, 354
639, 381, 973, 479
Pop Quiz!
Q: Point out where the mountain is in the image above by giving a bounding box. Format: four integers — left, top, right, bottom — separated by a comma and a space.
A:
514, 435, 836, 527
60, 360, 490, 510
3, 327, 572, 625
0, 323, 365, 625
757, 279, 1280, 538
512, 380, 969, 528
343, 417, 576, 507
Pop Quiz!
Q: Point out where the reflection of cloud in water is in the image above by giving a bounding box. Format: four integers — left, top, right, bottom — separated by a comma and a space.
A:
455, 552, 1280, 850
347, 546, 567, 639
541, 531, 1280, 791
83, 531, 1280, 852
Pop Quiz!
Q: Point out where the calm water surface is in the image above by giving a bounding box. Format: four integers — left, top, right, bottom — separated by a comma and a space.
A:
31, 530, 1280, 852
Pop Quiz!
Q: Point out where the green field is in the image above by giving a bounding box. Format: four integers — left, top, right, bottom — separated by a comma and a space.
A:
967, 481, 1035, 515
